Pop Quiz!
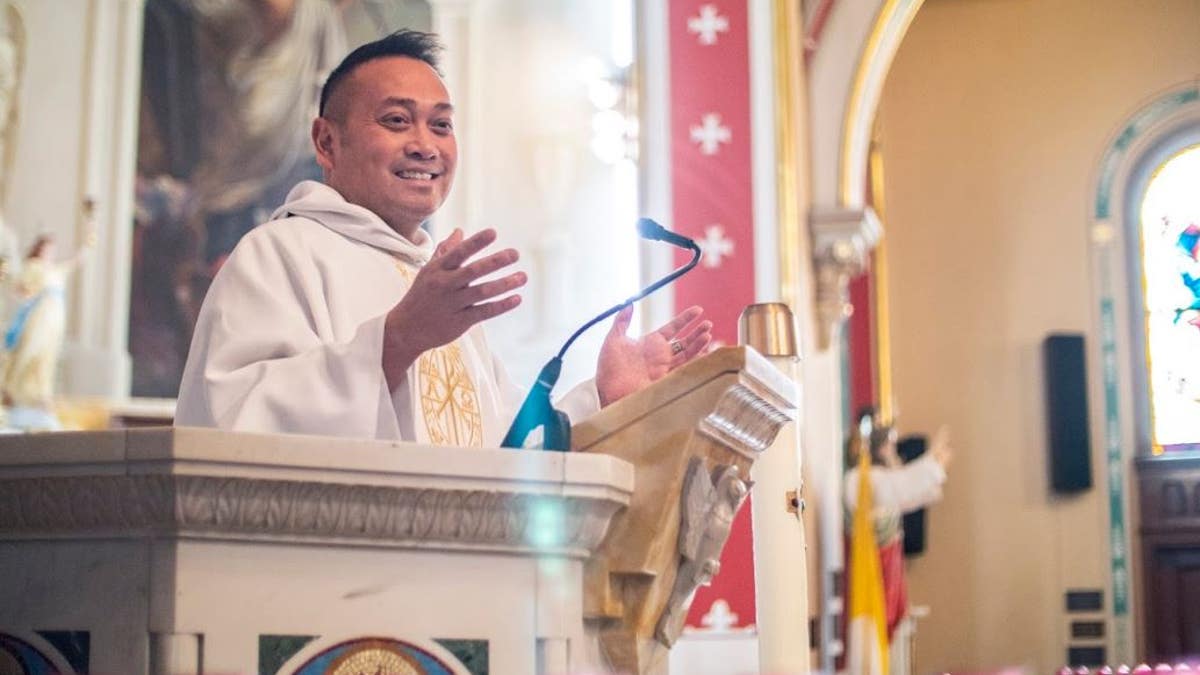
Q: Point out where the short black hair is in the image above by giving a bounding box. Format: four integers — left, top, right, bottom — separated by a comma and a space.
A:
318, 29, 444, 117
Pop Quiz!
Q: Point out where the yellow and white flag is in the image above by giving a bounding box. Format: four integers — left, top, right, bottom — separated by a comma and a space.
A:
846, 450, 889, 675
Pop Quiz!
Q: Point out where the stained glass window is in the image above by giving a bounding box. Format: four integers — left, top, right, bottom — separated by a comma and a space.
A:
1140, 144, 1200, 452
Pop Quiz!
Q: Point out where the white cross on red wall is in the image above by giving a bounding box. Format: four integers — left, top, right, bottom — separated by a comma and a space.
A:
689, 113, 732, 156
698, 225, 735, 268
687, 4, 730, 45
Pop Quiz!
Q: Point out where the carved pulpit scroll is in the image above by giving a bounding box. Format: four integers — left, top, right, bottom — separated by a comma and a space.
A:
573, 346, 798, 675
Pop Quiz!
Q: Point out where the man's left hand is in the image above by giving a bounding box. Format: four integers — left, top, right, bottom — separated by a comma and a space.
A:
596, 305, 712, 407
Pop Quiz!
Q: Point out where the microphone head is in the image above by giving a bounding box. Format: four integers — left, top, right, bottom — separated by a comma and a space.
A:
637, 217, 699, 250
637, 217, 666, 241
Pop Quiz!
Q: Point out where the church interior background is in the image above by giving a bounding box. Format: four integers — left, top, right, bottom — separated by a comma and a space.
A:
1, 0, 1199, 673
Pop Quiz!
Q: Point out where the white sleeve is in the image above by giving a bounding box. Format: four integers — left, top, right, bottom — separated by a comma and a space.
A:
175, 231, 398, 439
873, 454, 947, 513
556, 378, 601, 425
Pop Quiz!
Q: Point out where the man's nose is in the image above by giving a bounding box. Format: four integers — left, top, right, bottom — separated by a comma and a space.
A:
404, 129, 438, 160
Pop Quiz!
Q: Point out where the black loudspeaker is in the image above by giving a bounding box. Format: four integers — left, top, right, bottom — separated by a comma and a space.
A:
1043, 334, 1093, 493
896, 435, 928, 556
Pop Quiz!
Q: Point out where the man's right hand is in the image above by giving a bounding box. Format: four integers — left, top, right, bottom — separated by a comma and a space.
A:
382, 228, 526, 391
930, 425, 953, 469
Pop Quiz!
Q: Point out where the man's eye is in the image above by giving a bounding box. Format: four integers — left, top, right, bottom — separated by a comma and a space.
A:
433, 120, 454, 133
383, 115, 410, 126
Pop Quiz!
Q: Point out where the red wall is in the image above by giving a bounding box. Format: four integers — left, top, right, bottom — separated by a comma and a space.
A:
668, 0, 758, 629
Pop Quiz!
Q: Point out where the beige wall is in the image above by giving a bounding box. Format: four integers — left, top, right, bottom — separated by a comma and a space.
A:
875, 0, 1200, 671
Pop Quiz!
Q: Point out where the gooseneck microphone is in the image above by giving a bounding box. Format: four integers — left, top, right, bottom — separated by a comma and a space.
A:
500, 218, 703, 451
638, 217, 697, 250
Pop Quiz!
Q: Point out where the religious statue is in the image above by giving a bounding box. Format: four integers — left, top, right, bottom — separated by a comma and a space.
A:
843, 407, 953, 639
1, 198, 97, 431
655, 458, 751, 647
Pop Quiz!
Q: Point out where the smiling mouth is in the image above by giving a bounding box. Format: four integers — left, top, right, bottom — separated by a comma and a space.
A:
396, 170, 437, 181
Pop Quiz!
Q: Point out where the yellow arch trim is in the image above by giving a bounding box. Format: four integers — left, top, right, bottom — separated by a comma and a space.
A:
838, 0, 925, 206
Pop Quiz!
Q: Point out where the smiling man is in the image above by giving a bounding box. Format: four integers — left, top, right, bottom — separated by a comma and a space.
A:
175, 30, 712, 445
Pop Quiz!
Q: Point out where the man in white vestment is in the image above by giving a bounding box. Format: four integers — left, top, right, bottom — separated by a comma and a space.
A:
175, 30, 712, 445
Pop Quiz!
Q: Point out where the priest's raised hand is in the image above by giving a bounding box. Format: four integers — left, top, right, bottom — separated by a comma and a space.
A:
596, 304, 713, 407
382, 227, 526, 392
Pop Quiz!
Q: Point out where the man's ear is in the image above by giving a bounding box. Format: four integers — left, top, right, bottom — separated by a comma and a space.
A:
311, 117, 337, 171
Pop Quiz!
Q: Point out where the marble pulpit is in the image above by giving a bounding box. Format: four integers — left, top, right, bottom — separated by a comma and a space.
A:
0, 346, 797, 675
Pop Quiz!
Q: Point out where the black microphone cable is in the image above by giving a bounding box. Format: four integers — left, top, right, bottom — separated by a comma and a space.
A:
554, 219, 701, 362
500, 218, 703, 451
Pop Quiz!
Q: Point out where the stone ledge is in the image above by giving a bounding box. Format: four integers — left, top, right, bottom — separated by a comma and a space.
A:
0, 473, 626, 557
